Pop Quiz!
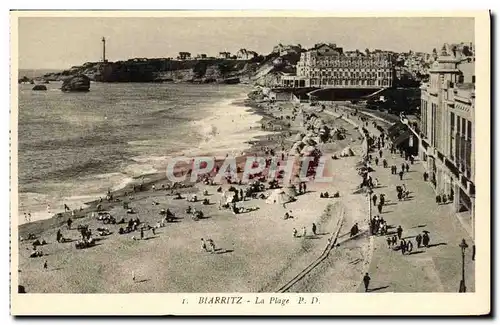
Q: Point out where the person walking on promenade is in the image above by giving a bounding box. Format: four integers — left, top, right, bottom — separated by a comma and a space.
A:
379, 194, 385, 206
405, 163, 410, 173
416, 233, 422, 248
401, 163, 405, 173
312, 223, 317, 236
363, 273, 371, 292
386, 236, 392, 248
377, 202, 383, 214
399, 170, 404, 181
422, 232, 430, 247
423, 171, 429, 182
391, 235, 398, 247
383, 159, 388, 168
375, 157, 379, 166
372, 194, 378, 207
400, 239, 406, 255
406, 240, 414, 253
397, 225, 403, 240
379, 149, 383, 158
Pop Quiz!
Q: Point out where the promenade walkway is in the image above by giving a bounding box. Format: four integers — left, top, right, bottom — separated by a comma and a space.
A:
351, 115, 475, 292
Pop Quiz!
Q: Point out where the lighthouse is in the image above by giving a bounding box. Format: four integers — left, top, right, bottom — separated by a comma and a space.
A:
101, 37, 107, 63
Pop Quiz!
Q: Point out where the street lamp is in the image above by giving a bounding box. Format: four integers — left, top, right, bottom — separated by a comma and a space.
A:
459, 238, 468, 293
367, 188, 373, 235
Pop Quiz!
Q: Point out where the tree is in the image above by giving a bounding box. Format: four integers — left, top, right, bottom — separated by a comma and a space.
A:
462, 45, 473, 56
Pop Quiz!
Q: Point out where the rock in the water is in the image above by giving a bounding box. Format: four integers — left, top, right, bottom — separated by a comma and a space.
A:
32, 85, 47, 91
61, 74, 90, 92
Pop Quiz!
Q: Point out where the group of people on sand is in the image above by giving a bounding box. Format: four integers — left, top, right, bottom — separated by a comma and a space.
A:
292, 223, 319, 238
23, 212, 32, 223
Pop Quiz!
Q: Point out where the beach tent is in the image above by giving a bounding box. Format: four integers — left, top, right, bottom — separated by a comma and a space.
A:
283, 185, 297, 198
301, 145, 316, 155
294, 133, 305, 142
289, 143, 302, 155
221, 191, 236, 204
266, 189, 294, 205
341, 147, 355, 157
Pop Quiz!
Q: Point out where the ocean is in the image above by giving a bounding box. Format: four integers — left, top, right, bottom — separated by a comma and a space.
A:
17, 82, 267, 223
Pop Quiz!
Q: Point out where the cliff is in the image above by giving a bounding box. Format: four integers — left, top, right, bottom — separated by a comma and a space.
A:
43, 58, 259, 84
61, 75, 91, 92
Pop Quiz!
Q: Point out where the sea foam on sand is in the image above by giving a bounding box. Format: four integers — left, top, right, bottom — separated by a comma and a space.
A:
186, 98, 274, 157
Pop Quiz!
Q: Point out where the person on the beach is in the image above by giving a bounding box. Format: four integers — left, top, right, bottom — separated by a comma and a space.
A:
416, 233, 423, 248
67, 218, 72, 230
208, 239, 216, 253
312, 223, 317, 236
201, 238, 208, 252
386, 236, 392, 248
363, 273, 371, 292
64, 203, 70, 212
302, 227, 307, 238
47, 204, 51, 215
293, 228, 298, 238
27, 213, 32, 222
350, 223, 359, 237
24, 213, 27, 223
43, 260, 48, 270
140, 228, 144, 240
397, 225, 403, 240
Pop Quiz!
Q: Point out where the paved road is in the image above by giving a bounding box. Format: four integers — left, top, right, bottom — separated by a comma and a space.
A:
329, 107, 476, 293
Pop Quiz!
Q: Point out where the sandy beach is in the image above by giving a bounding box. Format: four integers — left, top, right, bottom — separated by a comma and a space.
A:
18, 98, 372, 293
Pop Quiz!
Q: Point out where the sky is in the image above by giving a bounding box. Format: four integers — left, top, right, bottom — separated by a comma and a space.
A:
18, 16, 475, 70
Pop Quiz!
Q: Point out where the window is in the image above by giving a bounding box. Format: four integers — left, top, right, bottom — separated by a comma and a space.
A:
450, 112, 455, 159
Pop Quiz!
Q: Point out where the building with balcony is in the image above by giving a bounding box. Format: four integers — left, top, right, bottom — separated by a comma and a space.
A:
416, 43, 475, 234
282, 43, 395, 89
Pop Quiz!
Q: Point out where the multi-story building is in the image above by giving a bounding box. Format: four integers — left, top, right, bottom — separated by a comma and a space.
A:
218, 52, 231, 59
415, 43, 475, 233
236, 49, 258, 60
282, 43, 394, 89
